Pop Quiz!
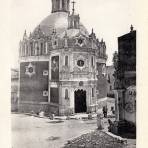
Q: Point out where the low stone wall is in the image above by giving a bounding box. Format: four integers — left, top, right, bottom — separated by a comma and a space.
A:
59, 107, 74, 116
18, 102, 59, 115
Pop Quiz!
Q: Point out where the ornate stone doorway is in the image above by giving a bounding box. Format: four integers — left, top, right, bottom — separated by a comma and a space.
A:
74, 89, 87, 113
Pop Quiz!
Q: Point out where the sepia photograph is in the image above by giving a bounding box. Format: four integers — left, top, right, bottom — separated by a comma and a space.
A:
9, 0, 138, 147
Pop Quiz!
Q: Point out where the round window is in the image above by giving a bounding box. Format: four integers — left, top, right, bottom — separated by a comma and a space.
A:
28, 67, 33, 73
77, 60, 84, 67
78, 38, 83, 45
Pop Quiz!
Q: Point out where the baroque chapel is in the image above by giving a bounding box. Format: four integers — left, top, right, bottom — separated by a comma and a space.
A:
19, 0, 107, 115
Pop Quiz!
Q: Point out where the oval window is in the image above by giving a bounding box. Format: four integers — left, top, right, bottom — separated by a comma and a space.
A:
77, 60, 84, 67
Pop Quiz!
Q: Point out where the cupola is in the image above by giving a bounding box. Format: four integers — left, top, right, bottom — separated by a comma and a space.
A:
51, 0, 70, 13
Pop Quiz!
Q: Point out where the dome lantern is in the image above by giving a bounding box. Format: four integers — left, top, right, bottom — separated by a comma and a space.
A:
51, 0, 70, 13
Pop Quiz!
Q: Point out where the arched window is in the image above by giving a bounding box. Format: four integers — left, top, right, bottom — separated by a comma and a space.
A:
26, 45, 28, 56
65, 55, 68, 66
74, 20, 77, 28
65, 89, 69, 99
67, 0, 70, 10
36, 46, 39, 55
70, 20, 73, 28
91, 56, 94, 67
92, 88, 94, 97
30, 42, 33, 56
56, 0, 60, 10
41, 43, 43, 55
62, 0, 65, 10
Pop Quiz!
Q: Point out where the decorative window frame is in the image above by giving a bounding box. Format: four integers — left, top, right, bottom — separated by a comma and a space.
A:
77, 59, 85, 67
25, 63, 36, 78
52, 39, 58, 49
75, 55, 86, 69
75, 35, 86, 47
43, 91, 48, 97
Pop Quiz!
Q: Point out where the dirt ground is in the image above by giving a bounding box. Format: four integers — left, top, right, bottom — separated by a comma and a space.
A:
12, 113, 136, 148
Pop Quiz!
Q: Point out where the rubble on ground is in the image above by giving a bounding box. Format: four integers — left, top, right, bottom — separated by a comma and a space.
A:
63, 130, 127, 148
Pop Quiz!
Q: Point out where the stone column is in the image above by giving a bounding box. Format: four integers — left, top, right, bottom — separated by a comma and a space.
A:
114, 90, 119, 121
70, 54, 73, 78
67, 0, 70, 11
70, 88, 74, 113
87, 88, 91, 113
45, 42, 48, 54
49, 55, 51, 80
48, 62, 50, 103
60, 0, 62, 10
59, 86, 63, 106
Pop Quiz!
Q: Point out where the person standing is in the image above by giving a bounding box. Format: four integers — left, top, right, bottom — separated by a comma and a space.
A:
103, 106, 108, 118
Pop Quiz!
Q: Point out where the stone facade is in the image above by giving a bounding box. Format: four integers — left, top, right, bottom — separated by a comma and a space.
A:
18, 0, 107, 115
11, 68, 19, 111
112, 26, 136, 135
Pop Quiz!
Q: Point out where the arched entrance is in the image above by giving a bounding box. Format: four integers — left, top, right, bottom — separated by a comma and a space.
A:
74, 89, 87, 113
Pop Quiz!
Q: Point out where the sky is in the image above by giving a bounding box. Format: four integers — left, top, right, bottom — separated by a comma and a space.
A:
10, 0, 137, 68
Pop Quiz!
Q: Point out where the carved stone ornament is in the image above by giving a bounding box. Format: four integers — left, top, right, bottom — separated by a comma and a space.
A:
124, 102, 135, 113
79, 81, 84, 86
75, 36, 86, 47
25, 63, 36, 78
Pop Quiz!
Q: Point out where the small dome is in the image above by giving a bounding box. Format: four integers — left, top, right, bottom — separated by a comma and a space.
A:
33, 12, 89, 38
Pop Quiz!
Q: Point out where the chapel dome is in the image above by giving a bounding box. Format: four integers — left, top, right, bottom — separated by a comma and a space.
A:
33, 12, 89, 38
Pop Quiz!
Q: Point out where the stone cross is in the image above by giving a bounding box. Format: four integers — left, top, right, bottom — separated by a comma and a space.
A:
72, 0, 76, 14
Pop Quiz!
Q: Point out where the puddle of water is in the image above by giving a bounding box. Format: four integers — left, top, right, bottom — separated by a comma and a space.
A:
47, 136, 60, 141
47, 120, 64, 124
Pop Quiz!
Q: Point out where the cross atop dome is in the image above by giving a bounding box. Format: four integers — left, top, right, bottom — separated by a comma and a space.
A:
72, 0, 76, 14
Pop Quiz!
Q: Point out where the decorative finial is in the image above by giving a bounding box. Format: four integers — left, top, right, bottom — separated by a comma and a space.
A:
24, 30, 27, 35
52, 28, 55, 34
64, 31, 68, 37
130, 24, 134, 32
23, 30, 27, 39
72, 0, 76, 14
92, 28, 94, 34
97, 38, 99, 43
52, 28, 57, 36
